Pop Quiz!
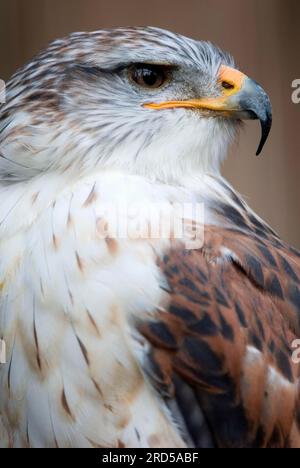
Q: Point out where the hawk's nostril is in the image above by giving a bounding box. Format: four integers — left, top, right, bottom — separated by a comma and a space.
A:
222, 81, 235, 90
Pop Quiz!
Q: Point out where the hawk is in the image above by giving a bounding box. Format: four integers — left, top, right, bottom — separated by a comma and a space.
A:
0, 27, 299, 449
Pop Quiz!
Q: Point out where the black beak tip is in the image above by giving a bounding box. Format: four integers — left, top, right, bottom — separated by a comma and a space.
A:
256, 113, 273, 156
241, 78, 273, 156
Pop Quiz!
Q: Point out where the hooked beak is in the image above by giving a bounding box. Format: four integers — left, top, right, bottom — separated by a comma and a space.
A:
144, 65, 272, 156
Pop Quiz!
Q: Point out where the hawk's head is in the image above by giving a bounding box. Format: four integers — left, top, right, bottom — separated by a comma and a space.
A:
0, 27, 272, 182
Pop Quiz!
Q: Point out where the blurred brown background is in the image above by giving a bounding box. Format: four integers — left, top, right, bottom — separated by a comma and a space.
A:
0, 0, 299, 247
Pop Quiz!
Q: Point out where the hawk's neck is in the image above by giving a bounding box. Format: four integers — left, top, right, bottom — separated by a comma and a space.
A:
0, 170, 275, 241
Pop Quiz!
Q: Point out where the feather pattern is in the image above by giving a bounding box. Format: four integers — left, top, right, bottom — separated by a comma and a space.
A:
138, 226, 300, 448
0, 26, 299, 448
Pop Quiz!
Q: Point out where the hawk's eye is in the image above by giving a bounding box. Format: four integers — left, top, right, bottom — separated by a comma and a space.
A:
129, 64, 167, 89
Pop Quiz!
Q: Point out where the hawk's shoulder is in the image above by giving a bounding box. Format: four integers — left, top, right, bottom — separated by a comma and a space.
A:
136, 226, 300, 448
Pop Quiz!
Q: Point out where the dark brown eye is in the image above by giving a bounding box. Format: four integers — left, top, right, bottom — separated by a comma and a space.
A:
129, 64, 167, 89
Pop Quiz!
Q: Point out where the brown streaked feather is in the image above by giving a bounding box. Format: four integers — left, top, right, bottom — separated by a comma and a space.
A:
137, 226, 300, 448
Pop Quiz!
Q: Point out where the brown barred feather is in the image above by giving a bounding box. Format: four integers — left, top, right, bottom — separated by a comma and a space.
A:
138, 226, 300, 448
